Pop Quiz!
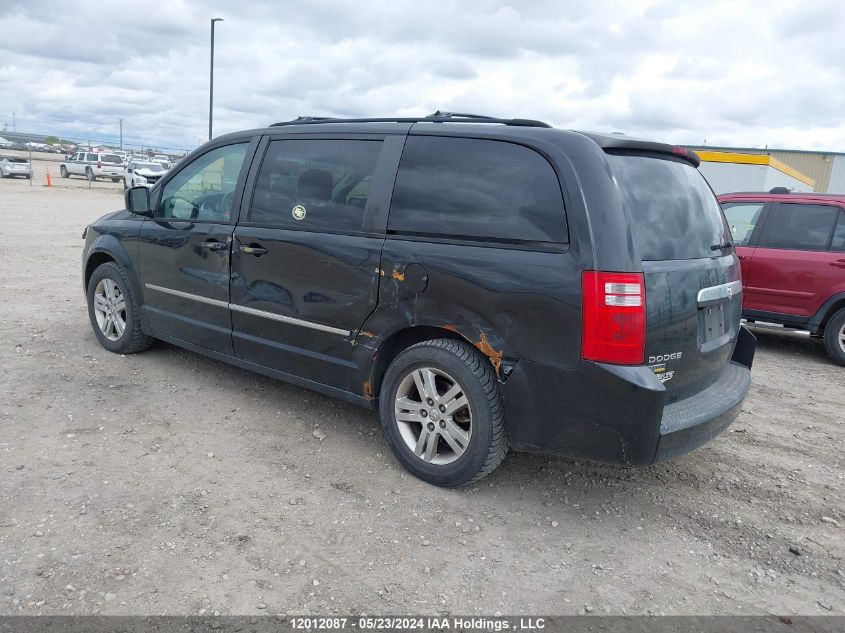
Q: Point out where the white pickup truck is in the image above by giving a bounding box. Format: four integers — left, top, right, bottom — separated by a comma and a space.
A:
60, 152, 125, 182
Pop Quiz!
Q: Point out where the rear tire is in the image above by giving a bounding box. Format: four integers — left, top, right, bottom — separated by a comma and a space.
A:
86, 262, 153, 354
379, 338, 508, 487
822, 308, 845, 366
60, 165, 69, 178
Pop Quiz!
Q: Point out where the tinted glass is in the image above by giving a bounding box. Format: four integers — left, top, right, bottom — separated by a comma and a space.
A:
759, 203, 838, 251
832, 211, 845, 251
388, 136, 567, 243
102, 154, 123, 164
250, 139, 382, 232
159, 143, 249, 221
608, 153, 728, 260
721, 202, 765, 246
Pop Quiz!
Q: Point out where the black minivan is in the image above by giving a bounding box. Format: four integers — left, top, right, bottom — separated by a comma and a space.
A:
82, 113, 755, 486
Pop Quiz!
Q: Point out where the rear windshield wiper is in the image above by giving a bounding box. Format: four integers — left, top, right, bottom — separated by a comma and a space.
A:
711, 241, 733, 251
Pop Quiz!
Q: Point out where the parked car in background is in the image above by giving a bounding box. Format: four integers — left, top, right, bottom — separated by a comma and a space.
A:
81, 113, 755, 486
0, 136, 12, 148
151, 154, 171, 169
0, 155, 32, 178
60, 152, 125, 182
123, 160, 166, 189
720, 191, 845, 365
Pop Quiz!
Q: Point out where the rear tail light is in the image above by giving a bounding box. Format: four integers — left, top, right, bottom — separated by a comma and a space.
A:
581, 271, 646, 365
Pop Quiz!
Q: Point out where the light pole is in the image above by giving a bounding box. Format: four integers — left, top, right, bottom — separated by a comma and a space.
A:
209, 17, 224, 140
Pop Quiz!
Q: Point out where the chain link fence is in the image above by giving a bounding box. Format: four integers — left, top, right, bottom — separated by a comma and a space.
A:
0, 130, 194, 190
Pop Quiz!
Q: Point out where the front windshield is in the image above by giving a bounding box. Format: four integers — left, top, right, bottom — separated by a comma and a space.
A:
135, 162, 164, 172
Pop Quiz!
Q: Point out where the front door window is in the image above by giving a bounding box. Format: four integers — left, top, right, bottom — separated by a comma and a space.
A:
159, 143, 249, 222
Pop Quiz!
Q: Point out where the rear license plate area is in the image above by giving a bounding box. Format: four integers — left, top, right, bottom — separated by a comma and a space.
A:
699, 303, 727, 344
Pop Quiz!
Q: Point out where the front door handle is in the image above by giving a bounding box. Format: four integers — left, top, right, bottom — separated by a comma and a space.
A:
200, 240, 227, 251
241, 243, 268, 256
831, 259, 845, 269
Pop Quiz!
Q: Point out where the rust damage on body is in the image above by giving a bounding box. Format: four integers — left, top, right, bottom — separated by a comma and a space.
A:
443, 324, 504, 375
391, 270, 405, 282
363, 380, 373, 399
475, 332, 504, 375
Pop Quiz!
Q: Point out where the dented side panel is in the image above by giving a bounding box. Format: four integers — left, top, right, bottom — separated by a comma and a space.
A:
353, 239, 583, 388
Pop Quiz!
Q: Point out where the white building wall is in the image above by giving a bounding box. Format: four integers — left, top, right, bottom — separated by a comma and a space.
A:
828, 155, 845, 193
698, 162, 811, 194
762, 168, 813, 193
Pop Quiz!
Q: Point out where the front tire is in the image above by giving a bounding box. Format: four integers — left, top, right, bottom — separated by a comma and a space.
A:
60, 165, 69, 178
86, 167, 95, 181
379, 338, 508, 487
823, 307, 845, 366
86, 262, 153, 354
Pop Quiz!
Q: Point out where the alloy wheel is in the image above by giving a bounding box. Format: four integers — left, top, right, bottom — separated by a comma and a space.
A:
93, 278, 126, 341
394, 367, 472, 465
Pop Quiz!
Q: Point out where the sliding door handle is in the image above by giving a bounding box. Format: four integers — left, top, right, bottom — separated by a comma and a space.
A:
241, 244, 268, 256
200, 240, 227, 251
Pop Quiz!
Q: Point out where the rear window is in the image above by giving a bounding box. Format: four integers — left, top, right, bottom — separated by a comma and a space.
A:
102, 154, 123, 164
608, 152, 728, 260
388, 136, 567, 244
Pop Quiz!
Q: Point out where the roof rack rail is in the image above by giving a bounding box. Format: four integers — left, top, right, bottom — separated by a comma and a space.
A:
270, 113, 552, 128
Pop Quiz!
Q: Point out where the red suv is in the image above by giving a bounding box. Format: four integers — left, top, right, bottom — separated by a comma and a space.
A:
719, 192, 845, 365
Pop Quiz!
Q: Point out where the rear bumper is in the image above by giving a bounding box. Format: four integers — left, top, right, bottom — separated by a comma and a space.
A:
653, 360, 751, 462
501, 327, 756, 465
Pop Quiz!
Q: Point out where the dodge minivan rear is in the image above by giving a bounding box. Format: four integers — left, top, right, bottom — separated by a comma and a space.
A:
82, 114, 755, 486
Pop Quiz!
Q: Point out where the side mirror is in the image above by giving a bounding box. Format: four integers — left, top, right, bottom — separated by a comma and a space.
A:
125, 186, 152, 216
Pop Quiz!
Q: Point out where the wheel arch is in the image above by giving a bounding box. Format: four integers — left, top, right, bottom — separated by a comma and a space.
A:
357, 325, 470, 403
83, 234, 141, 302
356, 320, 510, 405
813, 292, 845, 332
84, 251, 118, 290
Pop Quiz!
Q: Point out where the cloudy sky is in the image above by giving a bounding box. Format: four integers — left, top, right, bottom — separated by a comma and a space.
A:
1, 0, 844, 152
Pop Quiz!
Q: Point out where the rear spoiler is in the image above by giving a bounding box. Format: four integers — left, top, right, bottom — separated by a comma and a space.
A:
577, 132, 701, 168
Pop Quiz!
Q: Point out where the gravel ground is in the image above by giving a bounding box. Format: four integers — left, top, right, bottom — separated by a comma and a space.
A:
0, 174, 843, 616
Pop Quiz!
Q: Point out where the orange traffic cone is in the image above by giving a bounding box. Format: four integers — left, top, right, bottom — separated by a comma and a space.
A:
45, 166, 52, 187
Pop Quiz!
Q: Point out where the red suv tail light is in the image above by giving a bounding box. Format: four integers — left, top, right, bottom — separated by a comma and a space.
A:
581, 271, 646, 365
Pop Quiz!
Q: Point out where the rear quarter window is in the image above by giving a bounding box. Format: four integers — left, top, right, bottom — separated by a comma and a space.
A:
388, 136, 568, 244
608, 152, 728, 260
